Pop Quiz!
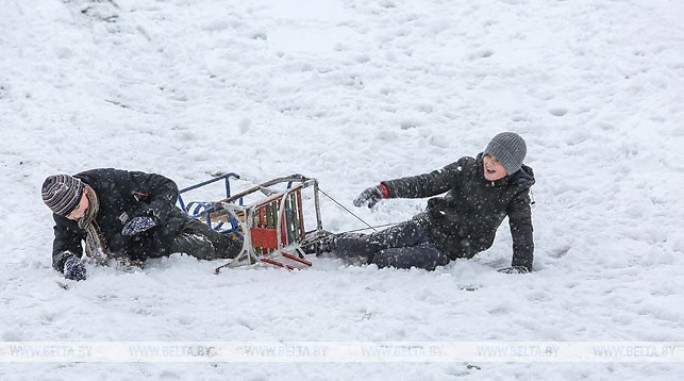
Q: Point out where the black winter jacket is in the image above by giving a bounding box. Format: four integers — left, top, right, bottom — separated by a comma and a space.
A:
382, 153, 535, 270
51, 168, 189, 272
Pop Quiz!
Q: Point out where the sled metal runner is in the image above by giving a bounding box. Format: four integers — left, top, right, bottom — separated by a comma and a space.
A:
178, 175, 323, 272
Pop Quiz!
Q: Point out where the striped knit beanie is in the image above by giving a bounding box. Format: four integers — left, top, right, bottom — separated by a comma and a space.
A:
484, 132, 527, 175
42, 174, 85, 216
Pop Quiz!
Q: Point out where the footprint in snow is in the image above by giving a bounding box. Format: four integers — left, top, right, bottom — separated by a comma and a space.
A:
549, 107, 569, 117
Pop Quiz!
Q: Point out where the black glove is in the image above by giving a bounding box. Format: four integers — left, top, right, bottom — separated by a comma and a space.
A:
121, 216, 158, 236
64, 256, 87, 281
498, 266, 530, 274
353, 185, 384, 208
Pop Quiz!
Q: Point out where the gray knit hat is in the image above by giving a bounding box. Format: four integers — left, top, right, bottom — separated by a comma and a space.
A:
42, 174, 85, 216
484, 132, 527, 175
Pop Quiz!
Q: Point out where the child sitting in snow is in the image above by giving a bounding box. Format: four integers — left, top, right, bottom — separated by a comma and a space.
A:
302, 132, 535, 274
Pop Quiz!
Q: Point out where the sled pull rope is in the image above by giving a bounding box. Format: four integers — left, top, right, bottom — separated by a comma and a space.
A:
344, 222, 398, 234
318, 188, 378, 232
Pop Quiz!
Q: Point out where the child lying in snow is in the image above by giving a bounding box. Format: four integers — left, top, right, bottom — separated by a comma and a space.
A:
41, 169, 242, 281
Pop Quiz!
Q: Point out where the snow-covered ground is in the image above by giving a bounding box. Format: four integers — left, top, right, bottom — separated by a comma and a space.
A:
2, 0, 684, 379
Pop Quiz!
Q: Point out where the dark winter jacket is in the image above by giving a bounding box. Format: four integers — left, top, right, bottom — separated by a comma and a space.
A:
382, 153, 535, 270
51, 168, 189, 271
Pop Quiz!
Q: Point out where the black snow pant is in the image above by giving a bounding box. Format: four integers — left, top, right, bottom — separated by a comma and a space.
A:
333, 220, 449, 271
168, 219, 242, 260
